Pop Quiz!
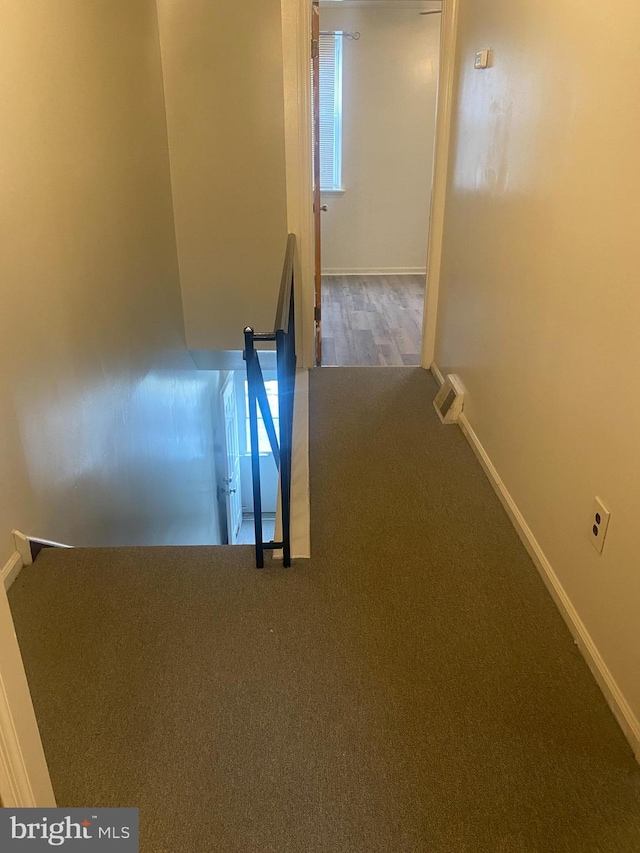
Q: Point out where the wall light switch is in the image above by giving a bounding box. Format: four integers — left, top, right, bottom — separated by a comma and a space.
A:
474, 50, 490, 69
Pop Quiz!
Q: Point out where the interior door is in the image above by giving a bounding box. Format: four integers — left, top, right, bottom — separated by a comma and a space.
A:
221, 374, 243, 544
312, 0, 323, 365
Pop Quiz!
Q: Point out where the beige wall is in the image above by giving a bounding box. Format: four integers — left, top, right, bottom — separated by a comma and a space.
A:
320, 5, 440, 274
435, 1, 640, 726
156, 0, 289, 351
0, 0, 222, 557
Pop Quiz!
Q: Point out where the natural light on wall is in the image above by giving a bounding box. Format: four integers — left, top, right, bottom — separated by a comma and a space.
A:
318, 33, 343, 191
244, 379, 279, 454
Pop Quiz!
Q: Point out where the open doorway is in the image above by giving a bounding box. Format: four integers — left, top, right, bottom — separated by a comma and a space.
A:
216, 371, 278, 546
313, 0, 441, 365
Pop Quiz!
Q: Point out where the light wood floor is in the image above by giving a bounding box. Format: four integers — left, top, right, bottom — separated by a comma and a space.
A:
321, 274, 425, 366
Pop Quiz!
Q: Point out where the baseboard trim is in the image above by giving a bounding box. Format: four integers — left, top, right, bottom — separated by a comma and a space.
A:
12, 530, 72, 565
430, 361, 445, 385
1, 552, 24, 591
431, 362, 640, 760
322, 267, 426, 276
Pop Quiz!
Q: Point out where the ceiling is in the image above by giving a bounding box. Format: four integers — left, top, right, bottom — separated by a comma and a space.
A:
319, 1, 441, 8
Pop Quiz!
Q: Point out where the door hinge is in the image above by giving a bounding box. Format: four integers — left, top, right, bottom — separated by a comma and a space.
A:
314, 306, 321, 323
311, 38, 319, 60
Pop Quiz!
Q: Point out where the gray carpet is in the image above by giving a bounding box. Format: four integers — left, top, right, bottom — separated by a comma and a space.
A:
9, 367, 640, 852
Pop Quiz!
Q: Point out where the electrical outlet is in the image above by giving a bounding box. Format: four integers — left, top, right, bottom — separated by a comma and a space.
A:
589, 496, 610, 554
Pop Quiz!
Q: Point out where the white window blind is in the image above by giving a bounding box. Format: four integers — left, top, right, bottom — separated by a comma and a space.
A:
318, 33, 343, 191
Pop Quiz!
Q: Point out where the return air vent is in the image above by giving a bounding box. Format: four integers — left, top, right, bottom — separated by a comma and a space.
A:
434, 374, 465, 424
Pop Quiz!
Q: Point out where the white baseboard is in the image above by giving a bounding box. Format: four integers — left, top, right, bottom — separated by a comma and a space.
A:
12, 531, 33, 568
322, 267, 426, 276
2, 552, 24, 591
430, 361, 445, 386
291, 369, 311, 559
5, 530, 73, 589
430, 362, 640, 760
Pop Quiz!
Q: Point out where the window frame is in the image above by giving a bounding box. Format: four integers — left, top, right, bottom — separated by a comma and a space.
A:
235, 371, 279, 458
318, 32, 344, 193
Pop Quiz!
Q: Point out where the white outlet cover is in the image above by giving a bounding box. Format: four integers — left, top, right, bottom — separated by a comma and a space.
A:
589, 496, 610, 554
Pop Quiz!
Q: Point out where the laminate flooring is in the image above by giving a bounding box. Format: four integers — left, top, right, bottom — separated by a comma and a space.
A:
321, 274, 425, 366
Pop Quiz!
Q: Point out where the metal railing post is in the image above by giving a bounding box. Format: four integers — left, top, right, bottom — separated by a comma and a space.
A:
276, 328, 292, 568
244, 327, 265, 569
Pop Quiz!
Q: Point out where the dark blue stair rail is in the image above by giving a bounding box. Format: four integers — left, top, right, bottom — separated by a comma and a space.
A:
243, 234, 297, 568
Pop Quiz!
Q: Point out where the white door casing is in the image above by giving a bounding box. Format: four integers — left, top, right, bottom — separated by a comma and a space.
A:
221, 374, 243, 544
421, 0, 460, 367
0, 560, 56, 807
279, 0, 457, 370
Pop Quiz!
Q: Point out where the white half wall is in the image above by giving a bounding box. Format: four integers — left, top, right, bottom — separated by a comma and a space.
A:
435, 0, 640, 744
320, 4, 440, 274
290, 369, 311, 559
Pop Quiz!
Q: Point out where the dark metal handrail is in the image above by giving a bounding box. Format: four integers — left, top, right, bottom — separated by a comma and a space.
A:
243, 234, 297, 568
274, 233, 296, 334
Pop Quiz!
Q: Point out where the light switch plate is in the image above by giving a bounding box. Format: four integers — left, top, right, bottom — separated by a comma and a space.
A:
474, 50, 490, 69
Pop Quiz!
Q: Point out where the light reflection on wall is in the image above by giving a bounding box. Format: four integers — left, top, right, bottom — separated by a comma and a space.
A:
14, 363, 222, 547
0, 1, 224, 554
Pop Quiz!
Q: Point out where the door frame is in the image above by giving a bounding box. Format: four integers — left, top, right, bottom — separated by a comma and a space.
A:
281, 0, 315, 370
220, 373, 243, 545
311, 0, 323, 365
279, 0, 459, 370
421, 0, 460, 367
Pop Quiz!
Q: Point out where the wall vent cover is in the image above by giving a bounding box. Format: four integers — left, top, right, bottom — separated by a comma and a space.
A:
434, 374, 465, 424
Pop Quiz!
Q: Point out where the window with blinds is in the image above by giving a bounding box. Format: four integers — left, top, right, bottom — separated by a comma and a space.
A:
318, 33, 343, 191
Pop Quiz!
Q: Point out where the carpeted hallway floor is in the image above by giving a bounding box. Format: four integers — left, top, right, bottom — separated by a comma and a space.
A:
9, 367, 640, 852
